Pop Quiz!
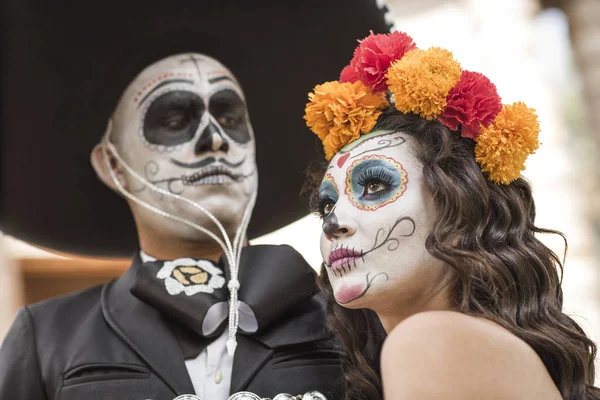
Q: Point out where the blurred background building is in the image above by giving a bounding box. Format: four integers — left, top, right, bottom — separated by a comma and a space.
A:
1, 0, 599, 383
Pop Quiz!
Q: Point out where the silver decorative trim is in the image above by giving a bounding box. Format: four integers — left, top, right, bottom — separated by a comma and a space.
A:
272, 395, 295, 400
302, 392, 328, 400
171, 390, 327, 400
228, 392, 261, 400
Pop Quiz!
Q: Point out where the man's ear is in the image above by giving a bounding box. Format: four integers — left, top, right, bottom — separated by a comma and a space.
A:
90, 143, 128, 192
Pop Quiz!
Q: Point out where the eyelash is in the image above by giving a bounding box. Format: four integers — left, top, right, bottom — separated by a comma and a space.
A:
355, 167, 395, 188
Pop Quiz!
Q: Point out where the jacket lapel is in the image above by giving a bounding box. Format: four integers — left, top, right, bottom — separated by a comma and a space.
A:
230, 335, 274, 394
229, 293, 334, 394
229, 245, 333, 394
101, 255, 195, 396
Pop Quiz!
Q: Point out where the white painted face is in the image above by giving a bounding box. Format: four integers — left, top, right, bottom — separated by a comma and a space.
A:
318, 130, 447, 311
111, 53, 257, 240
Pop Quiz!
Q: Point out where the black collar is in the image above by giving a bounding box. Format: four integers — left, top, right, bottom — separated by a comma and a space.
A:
101, 244, 331, 394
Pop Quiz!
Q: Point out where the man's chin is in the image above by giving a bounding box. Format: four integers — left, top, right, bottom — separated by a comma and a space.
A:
189, 196, 248, 215
188, 184, 249, 203
134, 192, 249, 237
187, 199, 247, 230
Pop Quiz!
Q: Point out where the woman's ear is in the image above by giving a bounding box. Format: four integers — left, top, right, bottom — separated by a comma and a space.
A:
90, 143, 127, 192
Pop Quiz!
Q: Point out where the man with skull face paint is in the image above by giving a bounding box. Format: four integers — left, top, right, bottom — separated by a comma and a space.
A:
0, 52, 347, 400
92, 53, 339, 400
94, 54, 259, 259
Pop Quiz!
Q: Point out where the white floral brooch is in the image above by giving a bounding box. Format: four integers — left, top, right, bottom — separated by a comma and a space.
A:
156, 258, 226, 296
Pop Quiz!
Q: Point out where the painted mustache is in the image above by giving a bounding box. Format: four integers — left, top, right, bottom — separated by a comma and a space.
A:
327, 245, 364, 274
170, 156, 246, 169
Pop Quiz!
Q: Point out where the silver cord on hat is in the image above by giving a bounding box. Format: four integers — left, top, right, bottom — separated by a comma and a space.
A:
101, 119, 258, 356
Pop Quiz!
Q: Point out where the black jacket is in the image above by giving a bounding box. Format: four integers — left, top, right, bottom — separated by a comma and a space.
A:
0, 245, 343, 400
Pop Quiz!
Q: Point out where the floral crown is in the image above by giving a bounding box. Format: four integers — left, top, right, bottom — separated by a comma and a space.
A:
303, 31, 540, 184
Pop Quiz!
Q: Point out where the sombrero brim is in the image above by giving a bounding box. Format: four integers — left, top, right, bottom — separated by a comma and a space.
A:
0, 0, 390, 257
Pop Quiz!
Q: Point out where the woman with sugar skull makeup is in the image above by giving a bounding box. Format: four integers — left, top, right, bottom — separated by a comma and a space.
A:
0, 2, 392, 400
303, 32, 600, 400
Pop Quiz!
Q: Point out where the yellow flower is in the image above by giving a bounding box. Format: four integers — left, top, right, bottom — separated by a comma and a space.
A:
386, 47, 462, 120
304, 80, 389, 159
475, 102, 540, 184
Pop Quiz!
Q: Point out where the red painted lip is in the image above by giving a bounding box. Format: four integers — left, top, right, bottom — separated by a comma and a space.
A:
328, 247, 362, 267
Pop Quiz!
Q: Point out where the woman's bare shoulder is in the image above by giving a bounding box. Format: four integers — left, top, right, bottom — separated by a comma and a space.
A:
380, 311, 561, 399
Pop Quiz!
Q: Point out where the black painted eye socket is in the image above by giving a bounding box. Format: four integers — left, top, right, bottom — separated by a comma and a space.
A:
322, 201, 336, 216
317, 178, 339, 219
209, 89, 251, 144
143, 91, 205, 146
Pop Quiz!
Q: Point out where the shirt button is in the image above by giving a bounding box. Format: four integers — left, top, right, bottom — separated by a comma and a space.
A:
215, 369, 223, 384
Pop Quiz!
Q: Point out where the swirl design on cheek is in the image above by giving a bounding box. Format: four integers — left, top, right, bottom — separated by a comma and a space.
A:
131, 160, 186, 198
362, 216, 416, 257
344, 155, 408, 211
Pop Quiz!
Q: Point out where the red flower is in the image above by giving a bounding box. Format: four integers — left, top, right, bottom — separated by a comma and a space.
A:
439, 71, 502, 139
345, 31, 417, 94
340, 64, 359, 83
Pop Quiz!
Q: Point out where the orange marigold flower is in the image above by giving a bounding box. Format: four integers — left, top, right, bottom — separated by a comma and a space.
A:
386, 47, 462, 120
475, 102, 540, 184
304, 80, 389, 160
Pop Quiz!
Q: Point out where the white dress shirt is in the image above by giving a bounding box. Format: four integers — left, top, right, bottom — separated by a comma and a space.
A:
185, 329, 232, 399
140, 251, 256, 400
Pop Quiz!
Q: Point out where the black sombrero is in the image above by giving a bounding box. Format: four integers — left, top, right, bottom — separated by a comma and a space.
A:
0, 0, 390, 257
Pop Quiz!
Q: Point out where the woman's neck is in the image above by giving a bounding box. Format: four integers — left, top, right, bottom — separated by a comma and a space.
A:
376, 283, 455, 334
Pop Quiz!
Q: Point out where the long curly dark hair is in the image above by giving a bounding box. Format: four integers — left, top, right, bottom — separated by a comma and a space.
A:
304, 109, 600, 400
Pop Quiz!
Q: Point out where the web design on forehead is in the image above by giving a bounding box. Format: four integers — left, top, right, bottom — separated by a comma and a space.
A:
180, 54, 240, 90
329, 131, 407, 171
179, 54, 211, 80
